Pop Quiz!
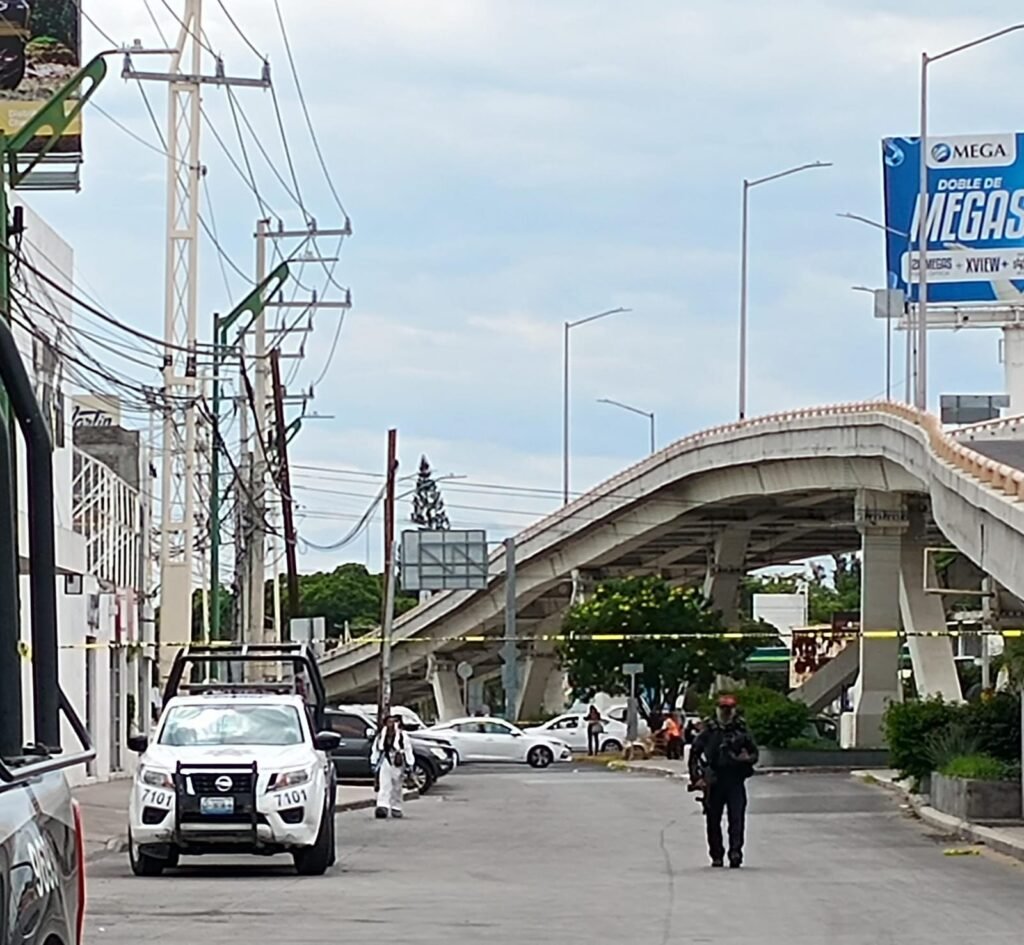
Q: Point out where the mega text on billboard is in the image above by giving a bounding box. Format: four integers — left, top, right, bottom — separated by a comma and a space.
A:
882, 132, 1024, 304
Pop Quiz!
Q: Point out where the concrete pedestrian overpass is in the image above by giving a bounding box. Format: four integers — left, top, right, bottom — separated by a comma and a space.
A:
319, 401, 1024, 746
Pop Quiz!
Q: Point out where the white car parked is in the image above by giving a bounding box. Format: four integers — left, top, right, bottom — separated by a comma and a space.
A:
427, 717, 572, 767
524, 713, 628, 753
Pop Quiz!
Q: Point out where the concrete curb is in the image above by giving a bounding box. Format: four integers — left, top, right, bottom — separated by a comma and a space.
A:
85, 789, 419, 863
613, 762, 869, 781
854, 770, 1024, 864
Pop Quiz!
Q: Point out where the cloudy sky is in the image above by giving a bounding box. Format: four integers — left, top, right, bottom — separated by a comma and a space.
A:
28, 0, 1024, 573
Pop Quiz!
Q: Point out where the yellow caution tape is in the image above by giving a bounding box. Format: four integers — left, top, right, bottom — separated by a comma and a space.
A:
45, 627, 1024, 650
943, 848, 981, 856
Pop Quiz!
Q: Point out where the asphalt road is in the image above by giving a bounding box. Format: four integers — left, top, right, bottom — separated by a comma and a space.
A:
86, 767, 1024, 945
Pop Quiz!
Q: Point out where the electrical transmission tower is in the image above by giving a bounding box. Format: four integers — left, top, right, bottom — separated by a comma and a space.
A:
242, 219, 351, 648
123, 0, 269, 667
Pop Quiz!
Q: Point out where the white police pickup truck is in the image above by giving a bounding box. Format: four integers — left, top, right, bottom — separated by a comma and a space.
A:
127, 644, 340, 876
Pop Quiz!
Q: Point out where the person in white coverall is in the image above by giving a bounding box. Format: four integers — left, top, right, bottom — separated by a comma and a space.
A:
371, 714, 415, 819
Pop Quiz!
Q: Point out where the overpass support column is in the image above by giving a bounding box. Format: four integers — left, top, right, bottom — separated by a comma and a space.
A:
426, 656, 466, 722
850, 491, 904, 748
899, 502, 963, 702
704, 527, 750, 693
518, 646, 567, 720
702, 526, 751, 625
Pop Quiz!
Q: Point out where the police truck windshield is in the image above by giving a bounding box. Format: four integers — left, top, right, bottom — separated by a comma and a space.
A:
158, 704, 304, 746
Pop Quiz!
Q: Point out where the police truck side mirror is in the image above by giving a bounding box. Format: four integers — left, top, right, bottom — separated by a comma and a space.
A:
314, 731, 342, 751
127, 734, 148, 753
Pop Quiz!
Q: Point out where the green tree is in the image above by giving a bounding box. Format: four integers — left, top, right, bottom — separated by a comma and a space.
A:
740, 553, 861, 626
29, 0, 78, 49
270, 563, 417, 639
558, 576, 772, 716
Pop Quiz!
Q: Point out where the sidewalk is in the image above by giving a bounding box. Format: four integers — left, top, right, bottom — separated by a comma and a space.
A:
75, 778, 417, 862
856, 768, 1024, 864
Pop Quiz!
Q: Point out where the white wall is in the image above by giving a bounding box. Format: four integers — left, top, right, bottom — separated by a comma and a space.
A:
752, 592, 808, 647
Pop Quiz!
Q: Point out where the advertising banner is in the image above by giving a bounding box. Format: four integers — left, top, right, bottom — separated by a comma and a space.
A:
882, 133, 1024, 304
0, 0, 82, 153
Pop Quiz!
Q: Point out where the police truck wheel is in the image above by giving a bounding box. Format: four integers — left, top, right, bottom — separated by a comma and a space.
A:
128, 831, 166, 877
528, 746, 553, 768
293, 804, 333, 876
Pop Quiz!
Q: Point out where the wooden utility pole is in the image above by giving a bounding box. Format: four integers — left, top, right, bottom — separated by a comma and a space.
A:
270, 349, 300, 621
377, 429, 398, 721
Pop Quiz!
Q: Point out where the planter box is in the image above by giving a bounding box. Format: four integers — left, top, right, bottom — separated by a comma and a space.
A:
931, 772, 1022, 822
759, 747, 890, 769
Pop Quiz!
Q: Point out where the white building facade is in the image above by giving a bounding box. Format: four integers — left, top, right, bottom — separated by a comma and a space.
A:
12, 198, 152, 786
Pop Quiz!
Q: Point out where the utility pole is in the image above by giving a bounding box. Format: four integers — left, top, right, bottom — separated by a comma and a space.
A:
270, 348, 300, 623
501, 537, 519, 721
377, 429, 398, 721
248, 218, 271, 649
209, 265, 289, 651
123, 2, 271, 676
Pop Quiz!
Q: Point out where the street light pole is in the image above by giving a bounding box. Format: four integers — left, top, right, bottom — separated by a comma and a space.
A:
597, 398, 655, 454
562, 307, 631, 504
839, 213, 912, 404
917, 23, 1024, 412
738, 161, 832, 420
852, 286, 892, 402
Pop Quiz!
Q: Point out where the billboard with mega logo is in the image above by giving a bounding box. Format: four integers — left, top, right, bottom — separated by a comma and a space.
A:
0, 0, 83, 154
882, 133, 1024, 304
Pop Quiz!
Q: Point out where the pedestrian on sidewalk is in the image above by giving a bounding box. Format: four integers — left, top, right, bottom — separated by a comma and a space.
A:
662, 710, 684, 760
585, 705, 605, 755
688, 694, 758, 869
371, 713, 415, 819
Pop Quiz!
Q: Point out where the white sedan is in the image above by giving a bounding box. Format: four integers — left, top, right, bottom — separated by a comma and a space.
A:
426, 717, 572, 767
524, 713, 627, 753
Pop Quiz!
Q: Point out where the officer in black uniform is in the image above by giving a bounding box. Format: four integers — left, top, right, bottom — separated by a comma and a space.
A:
688, 694, 758, 868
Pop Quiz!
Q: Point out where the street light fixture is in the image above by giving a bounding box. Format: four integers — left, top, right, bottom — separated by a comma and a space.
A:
563, 307, 631, 505
738, 160, 832, 420
597, 398, 656, 454
917, 23, 1024, 412
839, 211, 912, 405
851, 285, 895, 402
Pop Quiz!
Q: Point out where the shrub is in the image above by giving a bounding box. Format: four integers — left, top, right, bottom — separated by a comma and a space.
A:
940, 754, 1012, 782
924, 723, 980, 773
883, 698, 960, 781
962, 691, 1021, 764
741, 690, 811, 748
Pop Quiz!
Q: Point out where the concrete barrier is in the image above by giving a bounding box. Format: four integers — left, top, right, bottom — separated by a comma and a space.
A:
759, 748, 890, 769
931, 772, 1021, 822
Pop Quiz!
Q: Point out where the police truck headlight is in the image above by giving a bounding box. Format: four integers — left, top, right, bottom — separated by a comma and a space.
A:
269, 768, 311, 791
140, 766, 173, 789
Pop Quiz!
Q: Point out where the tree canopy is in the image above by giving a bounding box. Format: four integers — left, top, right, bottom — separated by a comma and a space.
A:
740, 553, 861, 625
558, 576, 773, 714
274, 563, 417, 638
410, 455, 450, 530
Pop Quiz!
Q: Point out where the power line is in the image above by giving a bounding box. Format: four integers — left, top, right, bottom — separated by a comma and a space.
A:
158, 0, 218, 56
271, 0, 350, 221
214, 0, 265, 60
1, 243, 221, 355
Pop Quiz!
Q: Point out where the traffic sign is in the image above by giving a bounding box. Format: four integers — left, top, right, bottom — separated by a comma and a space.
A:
621, 662, 644, 675
456, 660, 474, 681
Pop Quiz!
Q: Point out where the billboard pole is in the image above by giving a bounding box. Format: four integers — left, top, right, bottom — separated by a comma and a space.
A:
916, 24, 1024, 413
917, 53, 929, 412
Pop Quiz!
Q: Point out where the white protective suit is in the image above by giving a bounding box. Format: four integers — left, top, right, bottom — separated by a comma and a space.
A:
370, 725, 415, 816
